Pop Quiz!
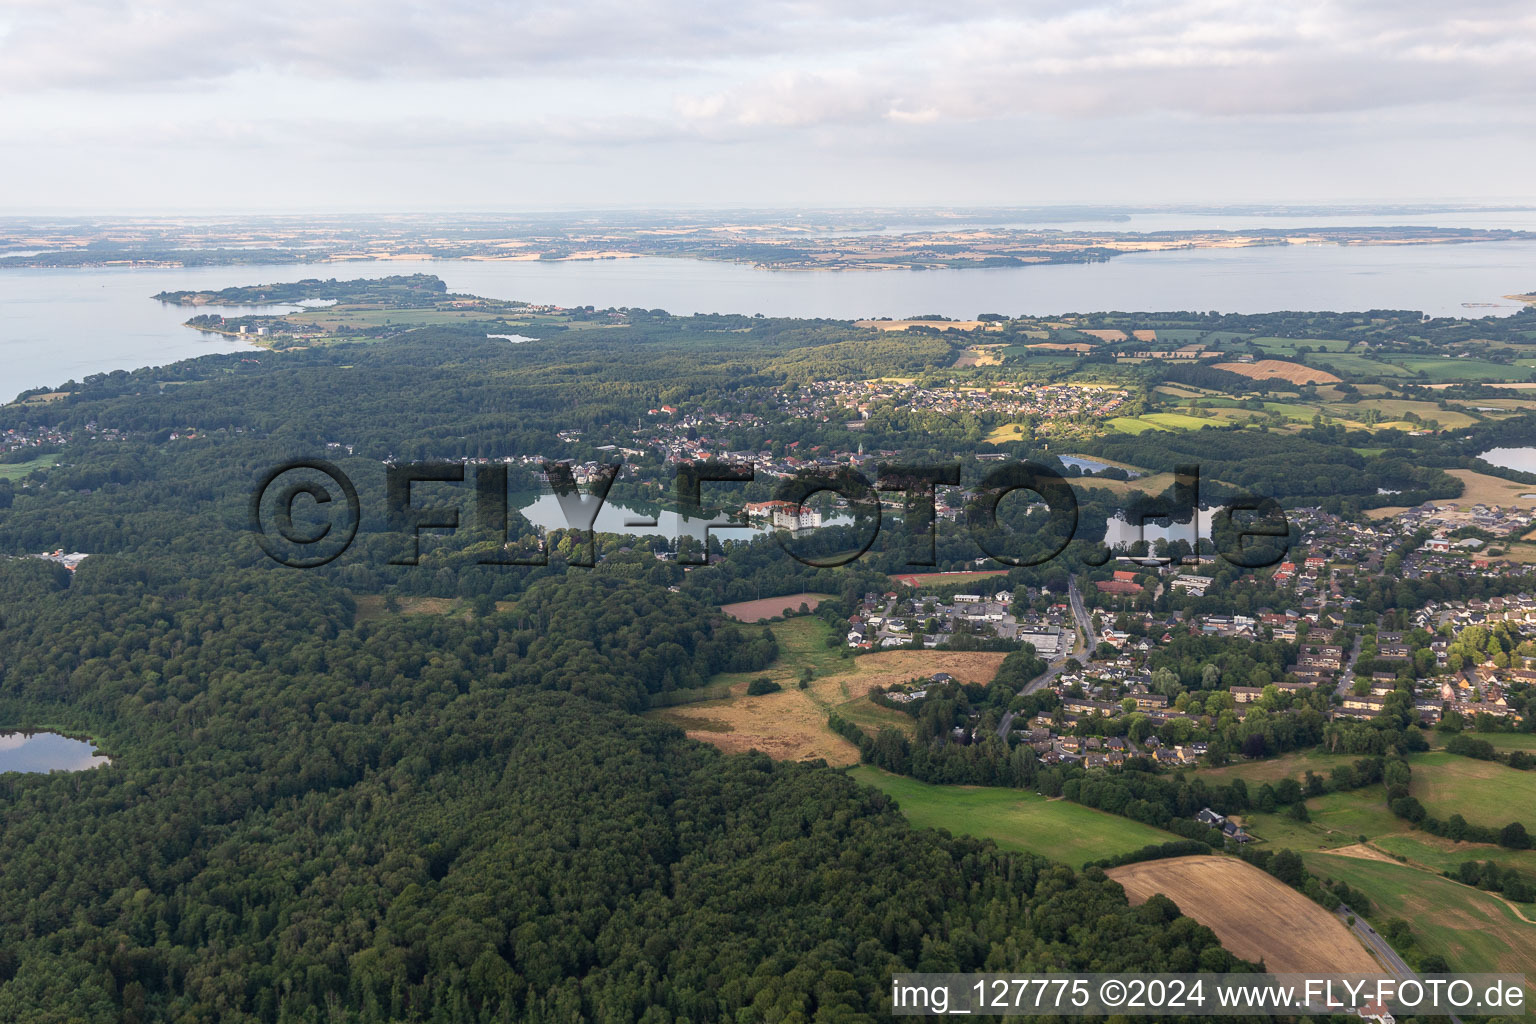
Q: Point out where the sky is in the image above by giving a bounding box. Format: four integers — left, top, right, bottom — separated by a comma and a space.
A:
1, 0, 1534, 212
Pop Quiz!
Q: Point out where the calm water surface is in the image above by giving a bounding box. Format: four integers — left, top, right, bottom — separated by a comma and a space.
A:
4, 240, 1536, 398
0, 731, 109, 773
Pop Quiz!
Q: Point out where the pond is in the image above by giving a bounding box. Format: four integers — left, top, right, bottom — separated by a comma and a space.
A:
0, 731, 110, 773
1102, 506, 1228, 550
1480, 448, 1536, 474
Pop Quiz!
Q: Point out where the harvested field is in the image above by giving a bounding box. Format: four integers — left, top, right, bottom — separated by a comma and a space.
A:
1028, 342, 1093, 353
855, 319, 987, 332
953, 345, 1005, 367
720, 593, 831, 622
1443, 469, 1536, 507
1211, 360, 1341, 385
654, 647, 1007, 764
1080, 329, 1127, 342
891, 570, 1008, 587
1107, 856, 1379, 973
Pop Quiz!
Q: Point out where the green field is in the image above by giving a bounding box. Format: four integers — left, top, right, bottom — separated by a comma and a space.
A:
1242, 784, 1536, 875
1391, 356, 1532, 382
0, 454, 56, 480
1430, 731, 1536, 752
1250, 337, 1351, 353
1310, 353, 1413, 378
1239, 786, 1403, 849
1106, 412, 1215, 433
1105, 416, 1161, 434
1205, 750, 1536, 835
849, 766, 1180, 867
1191, 748, 1363, 786
1407, 751, 1536, 829
1370, 831, 1536, 878
1303, 853, 1536, 980
1322, 399, 1479, 429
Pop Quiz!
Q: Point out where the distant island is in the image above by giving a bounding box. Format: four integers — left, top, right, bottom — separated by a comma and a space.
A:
5, 210, 1535, 273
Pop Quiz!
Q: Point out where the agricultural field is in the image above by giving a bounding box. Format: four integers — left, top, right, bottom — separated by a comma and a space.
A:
1440, 469, 1536, 507
1105, 415, 1162, 434
1390, 356, 1531, 382
1072, 471, 1178, 498
1308, 353, 1413, 377
1107, 856, 1380, 973
1321, 399, 1479, 429
854, 319, 991, 333
952, 344, 1006, 367
1190, 747, 1362, 786
849, 767, 1179, 868
889, 570, 1009, 588
0, 453, 57, 480
1139, 411, 1220, 430
719, 593, 832, 622
1303, 853, 1536, 981
1406, 751, 1536, 829
1238, 786, 1404, 850
1210, 360, 1341, 385
1249, 337, 1352, 353
1104, 413, 1217, 433
651, 617, 1006, 763
1438, 732, 1536, 752
1447, 396, 1536, 413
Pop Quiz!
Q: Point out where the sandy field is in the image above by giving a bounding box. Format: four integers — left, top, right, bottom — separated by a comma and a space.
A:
1108, 856, 1380, 973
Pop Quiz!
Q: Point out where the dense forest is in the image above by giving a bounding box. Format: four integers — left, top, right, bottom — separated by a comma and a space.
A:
0, 321, 1281, 1022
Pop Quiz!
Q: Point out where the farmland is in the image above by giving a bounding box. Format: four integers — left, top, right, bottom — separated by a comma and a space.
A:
1209, 360, 1340, 385
1406, 751, 1536, 829
0, 453, 57, 480
651, 617, 1006, 763
889, 570, 1009, 588
719, 593, 832, 622
1201, 748, 1536, 836
1190, 747, 1360, 785
1107, 856, 1380, 973
849, 767, 1180, 868
1304, 853, 1536, 982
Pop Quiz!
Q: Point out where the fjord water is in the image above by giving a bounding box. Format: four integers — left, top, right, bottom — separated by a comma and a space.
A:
0, 731, 109, 773
3, 239, 1536, 398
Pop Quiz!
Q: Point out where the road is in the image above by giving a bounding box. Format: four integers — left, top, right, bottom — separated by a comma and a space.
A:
1018, 575, 1096, 696
1334, 903, 1463, 1024
1335, 633, 1365, 697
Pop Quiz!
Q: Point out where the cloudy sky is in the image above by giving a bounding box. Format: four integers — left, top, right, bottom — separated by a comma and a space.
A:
2, 0, 1533, 211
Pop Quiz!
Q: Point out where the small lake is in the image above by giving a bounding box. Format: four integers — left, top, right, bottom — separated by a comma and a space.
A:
1480, 448, 1536, 474
515, 493, 854, 544
1059, 454, 1143, 477
1102, 506, 1227, 549
0, 731, 109, 773
517, 493, 771, 543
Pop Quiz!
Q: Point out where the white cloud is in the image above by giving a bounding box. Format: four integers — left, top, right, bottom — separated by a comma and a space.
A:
0, 0, 1531, 208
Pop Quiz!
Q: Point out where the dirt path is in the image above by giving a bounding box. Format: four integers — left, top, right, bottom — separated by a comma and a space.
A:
1327, 843, 1401, 865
